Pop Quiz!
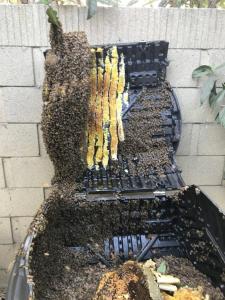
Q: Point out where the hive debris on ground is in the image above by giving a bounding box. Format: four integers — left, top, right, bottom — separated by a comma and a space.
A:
155, 256, 224, 300
94, 257, 222, 300
94, 261, 151, 300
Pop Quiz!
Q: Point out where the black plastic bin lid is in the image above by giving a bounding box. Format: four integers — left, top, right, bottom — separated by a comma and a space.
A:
84, 41, 183, 194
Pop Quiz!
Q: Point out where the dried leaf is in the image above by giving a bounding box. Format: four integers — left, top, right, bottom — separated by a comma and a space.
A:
142, 265, 162, 300
87, 0, 97, 20
157, 261, 167, 274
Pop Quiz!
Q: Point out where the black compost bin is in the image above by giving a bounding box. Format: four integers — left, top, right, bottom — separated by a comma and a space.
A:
6, 41, 225, 300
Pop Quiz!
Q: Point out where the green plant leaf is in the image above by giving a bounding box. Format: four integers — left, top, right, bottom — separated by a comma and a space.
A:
192, 65, 213, 79
40, 0, 50, 4
176, 0, 183, 7
157, 261, 167, 274
216, 107, 225, 127
46, 7, 60, 27
98, 0, 120, 5
209, 81, 217, 107
211, 89, 225, 109
200, 76, 216, 105
127, 0, 139, 5
209, 93, 218, 108
87, 0, 97, 19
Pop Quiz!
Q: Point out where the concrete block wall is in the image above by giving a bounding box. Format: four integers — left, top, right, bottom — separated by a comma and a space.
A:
0, 5, 225, 287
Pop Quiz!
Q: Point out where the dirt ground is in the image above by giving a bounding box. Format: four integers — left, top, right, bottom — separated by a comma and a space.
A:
156, 256, 224, 300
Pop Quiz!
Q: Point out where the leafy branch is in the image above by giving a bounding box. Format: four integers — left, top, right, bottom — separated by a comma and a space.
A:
192, 63, 225, 127
40, 0, 118, 22
40, 0, 61, 27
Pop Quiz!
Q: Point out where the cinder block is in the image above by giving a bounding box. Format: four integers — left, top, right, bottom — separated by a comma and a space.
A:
0, 218, 12, 244
0, 87, 42, 123
0, 269, 9, 288
0, 189, 10, 217
223, 165, 225, 185
200, 49, 225, 69
200, 50, 210, 66
4, 157, 54, 188
1, 6, 225, 49
200, 185, 225, 214
0, 159, 5, 188
0, 244, 19, 269
0, 124, 39, 157
11, 217, 33, 243
176, 156, 224, 185
167, 50, 201, 87
174, 88, 215, 123
177, 124, 199, 155
0, 188, 44, 217
33, 47, 48, 87
0, 90, 6, 123
0, 47, 34, 86
198, 124, 225, 155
